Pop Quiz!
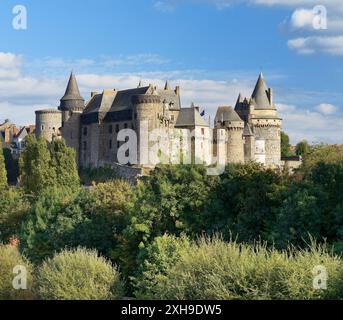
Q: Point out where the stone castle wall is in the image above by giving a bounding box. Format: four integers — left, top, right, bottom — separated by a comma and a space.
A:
253, 124, 281, 167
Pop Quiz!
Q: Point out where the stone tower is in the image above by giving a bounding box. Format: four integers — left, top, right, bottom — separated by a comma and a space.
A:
35, 109, 62, 142
214, 106, 244, 163
59, 73, 85, 161
132, 87, 162, 165
235, 73, 282, 167
243, 123, 255, 162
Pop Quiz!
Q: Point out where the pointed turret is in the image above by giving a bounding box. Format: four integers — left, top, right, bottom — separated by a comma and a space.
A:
237, 93, 243, 104
164, 80, 170, 90
59, 72, 85, 112
137, 80, 142, 88
251, 73, 274, 110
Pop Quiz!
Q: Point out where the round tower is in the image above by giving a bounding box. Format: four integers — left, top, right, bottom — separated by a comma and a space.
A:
35, 109, 62, 142
249, 73, 282, 167
58, 72, 85, 124
214, 106, 245, 164
131, 91, 162, 165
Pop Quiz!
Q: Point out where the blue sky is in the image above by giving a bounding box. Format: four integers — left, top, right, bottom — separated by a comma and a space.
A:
0, 0, 342, 144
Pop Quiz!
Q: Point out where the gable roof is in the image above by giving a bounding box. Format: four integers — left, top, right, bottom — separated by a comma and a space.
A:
175, 107, 209, 128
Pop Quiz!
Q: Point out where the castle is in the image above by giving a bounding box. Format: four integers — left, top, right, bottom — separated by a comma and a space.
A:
35, 73, 290, 178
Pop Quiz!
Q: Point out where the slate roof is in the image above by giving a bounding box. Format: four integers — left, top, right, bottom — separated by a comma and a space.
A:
175, 107, 209, 128
61, 73, 84, 101
251, 73, 275, 110
215, 106, 242, 123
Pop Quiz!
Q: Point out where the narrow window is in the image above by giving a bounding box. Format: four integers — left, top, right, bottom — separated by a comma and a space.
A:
124, 123, 128, 129
201, 128, 205, 135
83, 141, 87, 151
83, 127, 88, 136
115, 124, 120, 133
109, 125, 113, 134
109, 140, 112, 149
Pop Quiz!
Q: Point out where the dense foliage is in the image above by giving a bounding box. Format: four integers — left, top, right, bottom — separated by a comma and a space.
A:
0, 140, 343, 300
281, 131, 292, 157
20, 135, 80, 197
145, 237, 343, 300
37, 248, 123, 300
0, 145, 7, 191
0, 244, 35, 300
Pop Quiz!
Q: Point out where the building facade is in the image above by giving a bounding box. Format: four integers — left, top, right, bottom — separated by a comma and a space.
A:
35, 72, 286, 174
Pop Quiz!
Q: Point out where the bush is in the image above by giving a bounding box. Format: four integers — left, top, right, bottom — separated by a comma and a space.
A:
151, 237, 343, 300
0, 244, 35, 300
79, 166, 118, 185
132, 234, 191, 299
37, 248, 124, 300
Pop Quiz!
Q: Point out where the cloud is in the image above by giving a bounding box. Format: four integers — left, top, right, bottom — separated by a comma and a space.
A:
0, 52, 23, 79
278, 102, 343, 144
0, 50, 341, 145
153, 1, 343, 56
315, 103, 338, 115
288, 36, 343, 55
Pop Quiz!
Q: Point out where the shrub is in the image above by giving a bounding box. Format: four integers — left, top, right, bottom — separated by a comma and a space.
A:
152, 237, 343, 300
132, 234, 191, 299
0, 244, 35, 300
37, 248, 124, 300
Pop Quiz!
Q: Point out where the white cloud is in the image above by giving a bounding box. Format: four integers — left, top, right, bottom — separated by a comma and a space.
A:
288, 36, 343, 55
290, 8, 314, 29
278, 102, 343, 144
315, 103, 338, 115
0, 52, 23, 79
153, 1, 343, 56
0, 51, 341, 144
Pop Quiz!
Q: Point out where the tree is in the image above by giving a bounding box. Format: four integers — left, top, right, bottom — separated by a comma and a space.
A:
3, 148, 19, 184
20, 135, 57, 196
20, 180, 133, 264
296, 140, 310, 156
0, 188, 30, 242
50, 139, 80, 194
119, 165, 219, 279
205, 162, 288, 243
132, 234, 190, 299
0, 144, 8, 190
281, 131, 292, 157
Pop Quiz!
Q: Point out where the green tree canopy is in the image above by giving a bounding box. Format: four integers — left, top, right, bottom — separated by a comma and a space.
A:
50, 139, 80, 194
281, 131, 292, 157
296, 140, 310, 156
0, 145, 8, 191
20, 135, 56, 196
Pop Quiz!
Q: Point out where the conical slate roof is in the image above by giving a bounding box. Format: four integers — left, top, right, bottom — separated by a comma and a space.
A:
61, 72, 84, 101
164, 80, 170, 90
251, 73, 274, 109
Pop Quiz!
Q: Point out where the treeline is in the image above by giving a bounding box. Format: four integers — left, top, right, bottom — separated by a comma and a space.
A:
0, 135, 343, 300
